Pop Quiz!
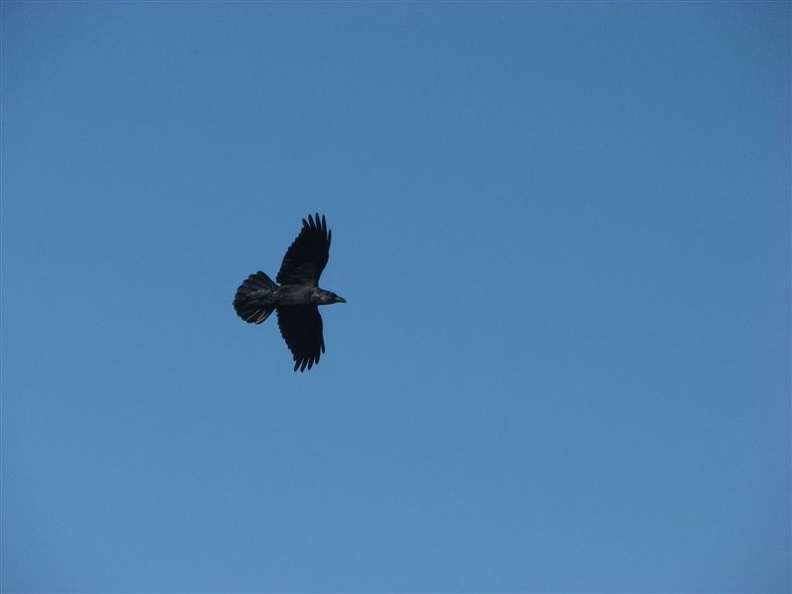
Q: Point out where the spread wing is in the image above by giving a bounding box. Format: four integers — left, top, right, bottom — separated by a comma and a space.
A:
276, 305, 325, 372
277, 213, 331, 287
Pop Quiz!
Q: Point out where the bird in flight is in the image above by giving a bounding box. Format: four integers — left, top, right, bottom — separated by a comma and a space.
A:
233, 213, 346, 372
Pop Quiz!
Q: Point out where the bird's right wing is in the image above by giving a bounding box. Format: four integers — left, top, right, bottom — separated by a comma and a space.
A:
276, 213, 331, 287
276, 305, 325, 372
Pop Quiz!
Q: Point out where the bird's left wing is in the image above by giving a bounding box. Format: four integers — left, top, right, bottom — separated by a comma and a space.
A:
276, 213, 331, 287
276, 305, 325, 372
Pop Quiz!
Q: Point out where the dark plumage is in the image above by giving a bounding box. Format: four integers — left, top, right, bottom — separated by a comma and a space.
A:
233, 213, 346, 372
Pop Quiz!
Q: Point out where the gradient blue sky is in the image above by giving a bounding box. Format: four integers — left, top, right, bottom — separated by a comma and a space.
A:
2, 2, 790, 592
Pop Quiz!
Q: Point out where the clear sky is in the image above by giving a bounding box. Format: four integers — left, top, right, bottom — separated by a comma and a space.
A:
2, 2, 789, 592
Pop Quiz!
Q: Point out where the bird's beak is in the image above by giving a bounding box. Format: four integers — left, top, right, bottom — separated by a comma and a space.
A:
335, 295, 347, 304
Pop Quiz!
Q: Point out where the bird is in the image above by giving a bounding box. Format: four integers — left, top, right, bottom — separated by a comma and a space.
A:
233, 213, 346, 372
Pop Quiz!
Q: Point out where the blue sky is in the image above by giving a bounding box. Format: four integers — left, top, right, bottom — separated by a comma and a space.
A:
1, 2, 789, 592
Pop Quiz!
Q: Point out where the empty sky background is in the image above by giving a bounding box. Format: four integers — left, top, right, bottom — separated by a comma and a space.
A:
2, 2, 790, 592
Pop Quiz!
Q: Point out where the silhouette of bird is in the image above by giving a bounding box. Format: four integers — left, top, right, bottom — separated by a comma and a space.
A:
233, 213, 345, 371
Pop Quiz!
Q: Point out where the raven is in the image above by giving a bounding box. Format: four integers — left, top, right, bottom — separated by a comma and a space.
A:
233, 213, 346, 372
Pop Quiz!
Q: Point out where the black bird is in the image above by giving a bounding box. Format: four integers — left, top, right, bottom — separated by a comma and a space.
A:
233, 213, 346, 372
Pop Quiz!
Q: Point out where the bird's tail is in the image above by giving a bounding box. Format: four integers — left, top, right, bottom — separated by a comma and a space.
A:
233, 271, 278, 324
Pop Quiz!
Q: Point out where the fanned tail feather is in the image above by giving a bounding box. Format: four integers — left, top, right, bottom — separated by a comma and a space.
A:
233, 271, 278, 324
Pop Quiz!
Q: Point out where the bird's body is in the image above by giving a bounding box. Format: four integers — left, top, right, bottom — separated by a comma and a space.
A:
238, 279, 341, 310
233, 214, 345, 372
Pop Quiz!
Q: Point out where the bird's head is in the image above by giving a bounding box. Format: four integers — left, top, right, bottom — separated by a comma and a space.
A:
313, 289, 346, 305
